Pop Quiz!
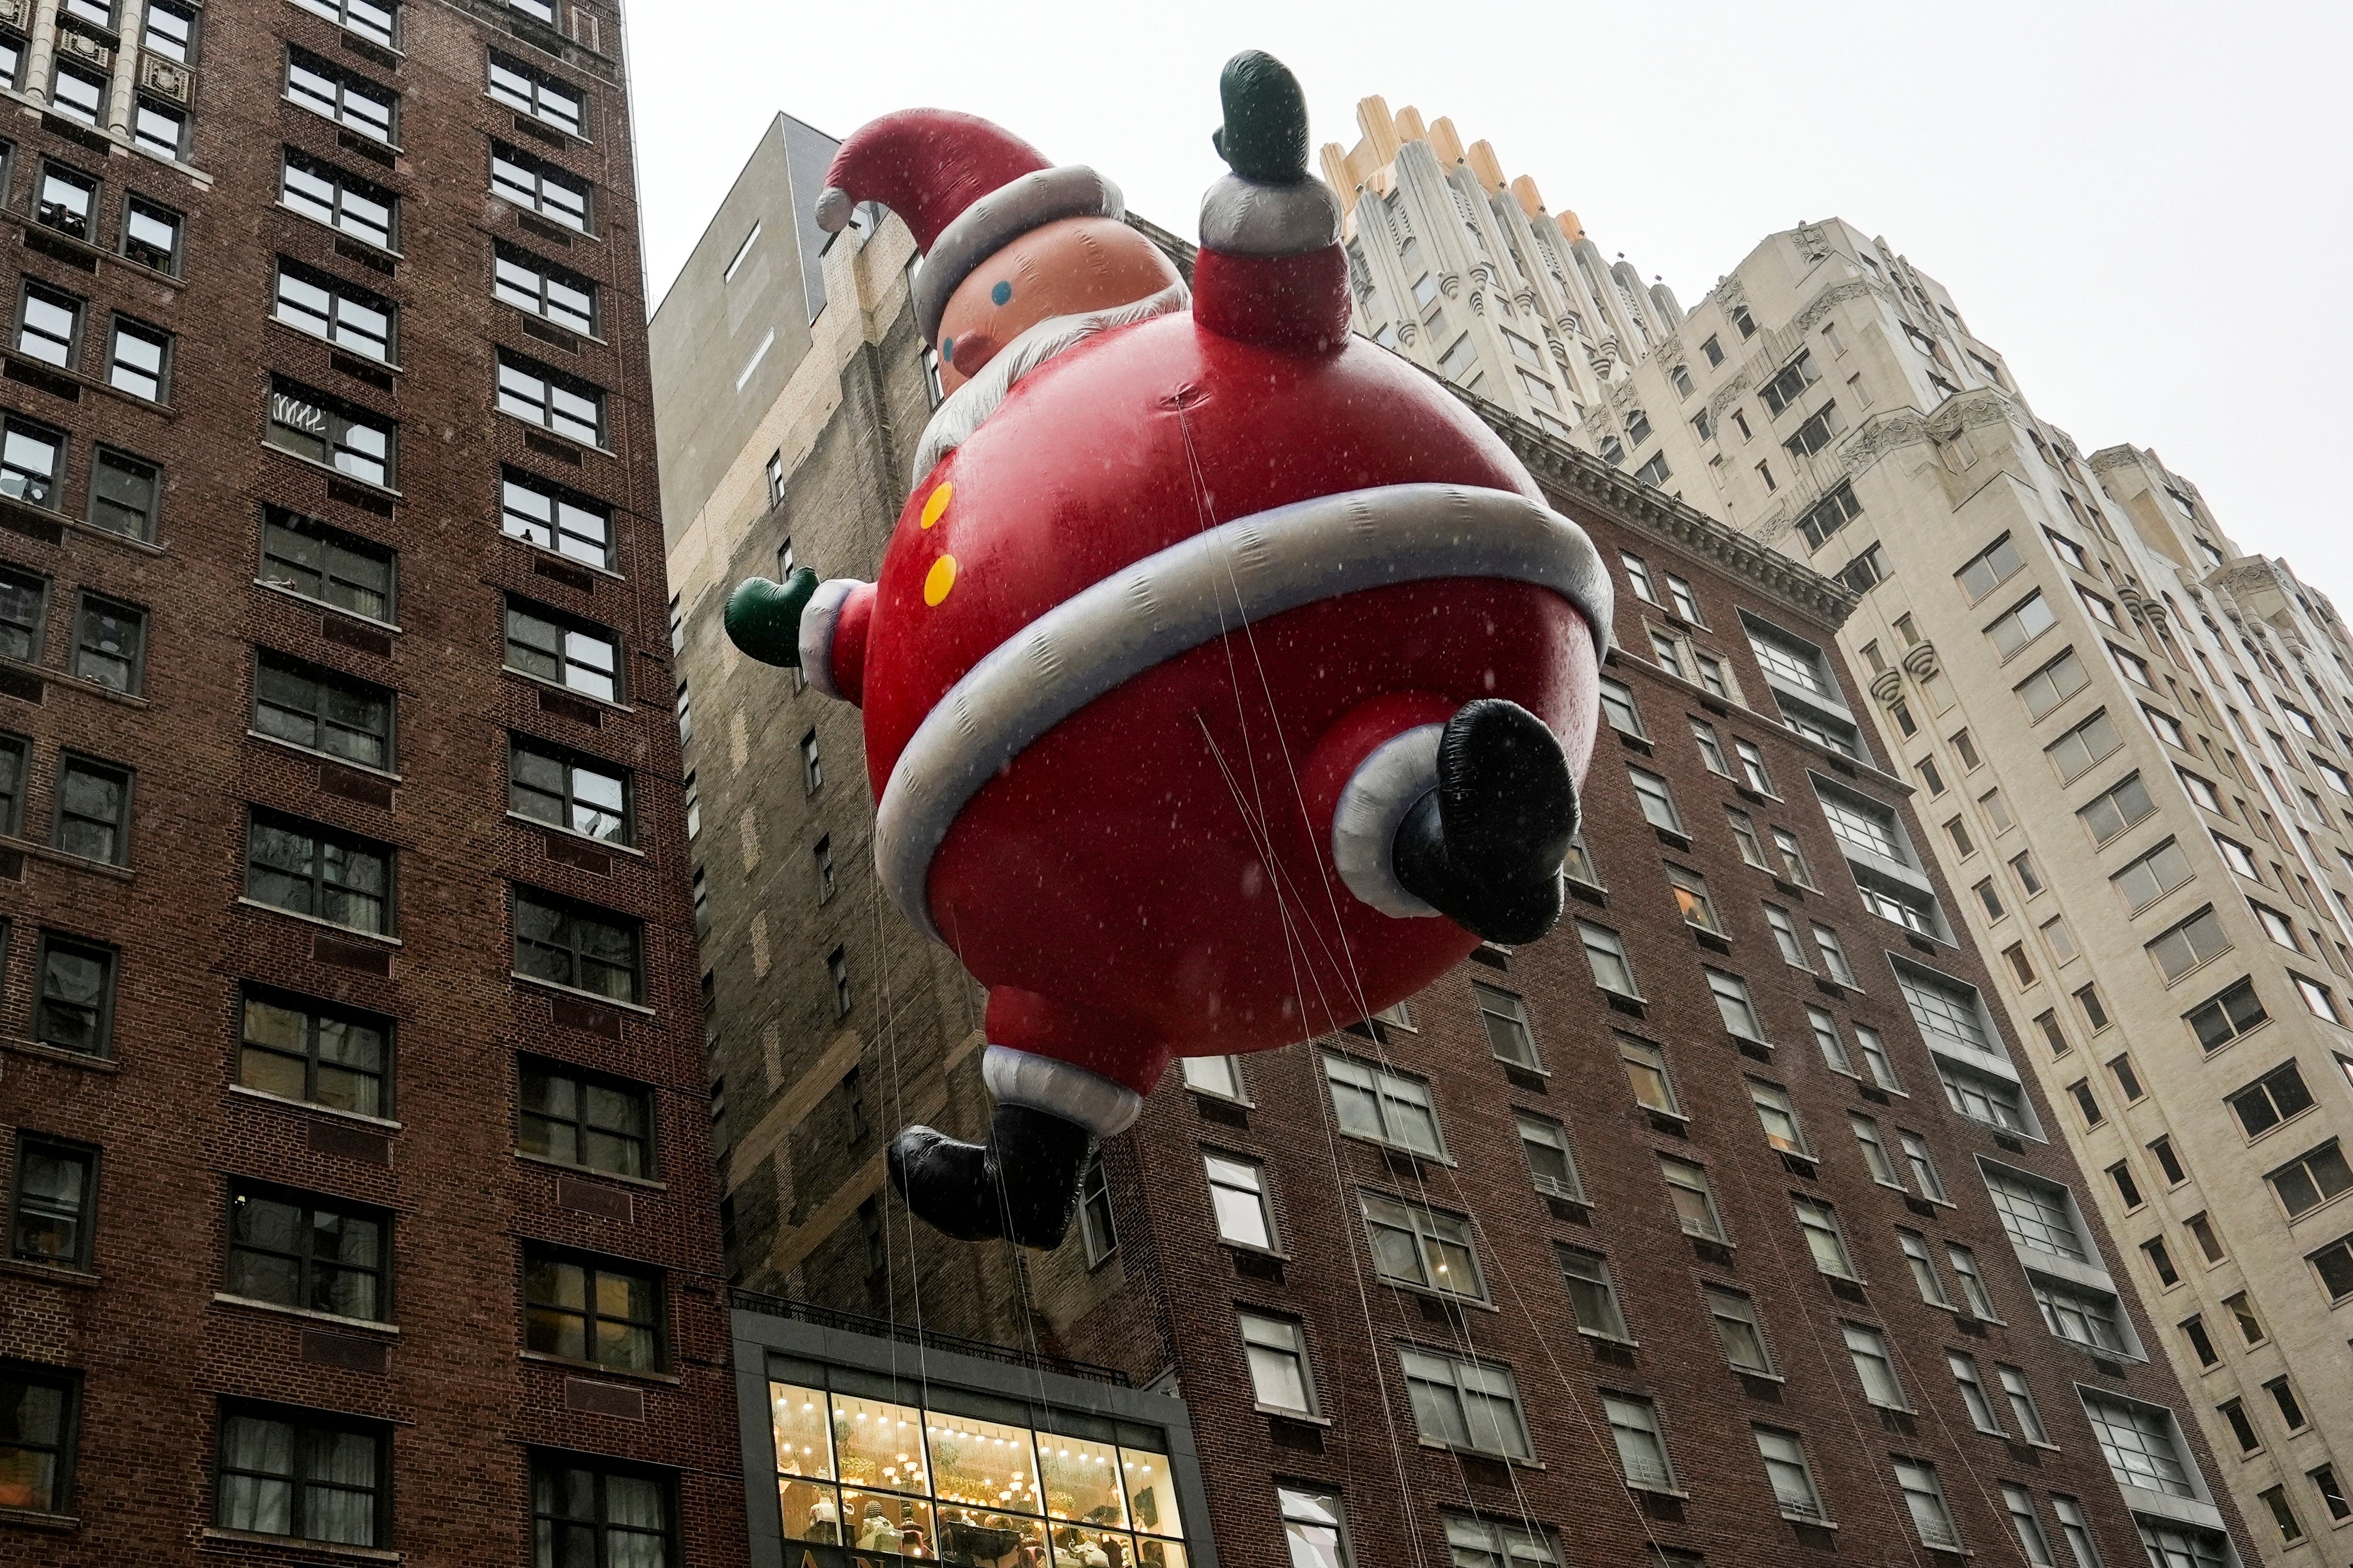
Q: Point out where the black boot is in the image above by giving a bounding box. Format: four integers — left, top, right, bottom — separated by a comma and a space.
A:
1392, 699, 1577, 945
887, 1104, 1098, 1249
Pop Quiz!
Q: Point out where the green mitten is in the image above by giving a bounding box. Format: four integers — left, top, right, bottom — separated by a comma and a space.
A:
724, 567, 817, 668
1211, 49, 1309, 184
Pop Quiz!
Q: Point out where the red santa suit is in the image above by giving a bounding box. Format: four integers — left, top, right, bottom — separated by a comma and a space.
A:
727, 52, 1608, 1245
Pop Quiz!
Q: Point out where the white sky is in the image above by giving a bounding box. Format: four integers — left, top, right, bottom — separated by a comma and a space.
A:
625, 0, 2353, 599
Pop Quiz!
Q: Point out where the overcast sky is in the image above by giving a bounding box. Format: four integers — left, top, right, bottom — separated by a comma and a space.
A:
624, 0, 2352, 600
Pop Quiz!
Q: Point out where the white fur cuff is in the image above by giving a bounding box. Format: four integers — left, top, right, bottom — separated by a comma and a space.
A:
1331, 723, 1444, 918
799, 578, 861, 702
982, 1045, 1142, 1139
1199, 172, 1342, 257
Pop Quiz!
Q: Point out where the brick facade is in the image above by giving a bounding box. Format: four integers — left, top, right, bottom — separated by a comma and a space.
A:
0, 0, 741, 1562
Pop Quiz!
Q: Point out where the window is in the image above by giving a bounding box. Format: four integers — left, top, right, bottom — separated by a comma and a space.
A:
1597, 676, 1643, 736
1702, 333, 1725, 365
1618, 1036, 1680, 1115
1894, 1458, 1961, 1550
1707, 1287, 1772, 1373
1746, 620, 1836, 699
1622, 552, 1658, 603
132, 96, 186, 159
1843, 1321, 1905, 1406
1856, 1025, 1902, 1090
2313, 1234, 2353, 1302
2077, 984, 2111, 1033
509, 736, 629, 844
513, 887, 640, 1003
529, 1457, 672, 1568
2147, 906, 2229, 982
1955, 535, 2026, 605
1578, 922, 1639, 998
2295, 973, 2339, 1020
1516, 1113, 1581, 1200
2110, 643, 2154, 689
259, 510, 394, 623
2035, 1277, 2129, 1353
1228, 1309, 1319, 1416
1951, 1352, 2002, 1433
1734, 738, 1771, 793
2311, 1464, 2351, 1523
2035, 1011, 2069, 1057
103, 316, 170, 401
1667, 575, 1704, 623
1755, 1429, 1825, 1521
9, 1134, 96, 1268
2179, 1313, 2217, 1366
1399, 1349, 1530, 1459
1897, 960, 2001, 1059
1782, 402, 1840, 458
2112, 839, 2192, 911
494, 143, 591, 232
1472, 982, 1538, 1068
1324, 1053, 1444, 1157
273, 260, 394, 363
1938, 1059, 2032, 1135
524, 1246, 661, 1369
2268, 1140, 2352, 1219
1792, 1197, 1854, 1278
215, 1404, 385, 1546
34, 161, 96, 241
1648, 630, 1685, 679
51, 755, 130, 865
0, 1360, 79, 1513
1180, 1054, 1244, 1100
1627, 766, 1682, 833
1442, 1514, 1559, 1568
1558, 1247, 1628, 1340
283, 149, 396, 249
1666, 865, 1720, 933
1852, 1115, 1901, 1185
0, 567, 46, 663
1658, 1155, 1724, 1240
1632, 452, 1671, 488
1812, 925, 1858, 985
2142, 705, 2188, 750
2079, 772, 2154, 844
1985, 1167, 2089, 1262
1707, 969, 1766, 1042
505, 600, 619, 702
1749, 1080, 1807, 1156
255, 651, 394, 770
64, 595, 140, 697
266, 379, 395, 487
494, 243, 597, 336
498, 352, 605, 446
2258, 1486, 2305, 1546
2265, 1375, 2306, 1432
48, 61, 104, 125
1974, 878, 2004, 919
2229, 1059, 2313, 1137
2137, 1520, 2228, 1568
291, 0, 398, 45
496, 478, 615, 577
286, 48, 397, 143
1727, 808, 1769, 868
2004, 1485, 2057, 1567
1280, 1489, 1349, 1568
85, 448, 159, 541
246, 810, 389, 933
1896, 1130, 1946, 1200
1202, 1152, 1273, 1249
1603, 1394, 1674, 1490
17, 281, 81, 369
1898, 1230, 1948, 1305
226, 1183, 386, 1320
2019, 650, 2089, 720
34, 933, 114, 1053
1949, 1242, 1998, 1318
1766, 904, 1808, 967
826, 947, 850, 1016
1364, 1192, 1484, 1301
1796, 481, 1862, 551
239, 988, 388, 1117
2082, 1393, 2195, 1497
1771, 828, 1816, 887
1758, 350, 1820, 417
489, 52, 586, 137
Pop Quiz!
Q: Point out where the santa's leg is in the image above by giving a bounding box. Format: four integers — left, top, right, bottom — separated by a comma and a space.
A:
1332, 699, 1578, 945
888, 990, 1155, 1248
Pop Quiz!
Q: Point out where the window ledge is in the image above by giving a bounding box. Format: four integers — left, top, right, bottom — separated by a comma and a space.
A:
510, 970, 655, 1016
235, 896, 402, 946
1387, 1282, 1501, 1315
1492, 1055, 1549, 1077
495, 295, 610, 348
251, 579, 405, 633
1257, 1406, 1330, 1426
1779, 1512, 1835, 1530
260, 442, 405, 501
2241, 1102, 2321, 1149
60, 512, 168, 555
484, 92, 594, 148
0, 1256, 101, 1288
514, 1149, 665, 1190
1575, 1327, 1639, 1348
518, 1350, 680, 1385
1625, 1483, 1689, 1500
0, 1506, 79, 1532
212, 1292, 399, 1336
0, 651, 150, 710
0, 1035, 116, 1072
200, 1526, 399, 1560
0, 832, 135, 880
228, 1082, 404, 1132
268, 314, 406, 375
504, 810, 645, 858
499, 530, 626, 583
285, 99, 408, 159
496, 407, 611, 457
1414, 1440, 1543, 1470
246, 730, 405, 783
499, 665, 634, 715
276, 201, 409, 262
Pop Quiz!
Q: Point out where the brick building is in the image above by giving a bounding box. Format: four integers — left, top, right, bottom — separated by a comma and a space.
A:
0, 0, 741, 1563
656, 129, 2251, 1563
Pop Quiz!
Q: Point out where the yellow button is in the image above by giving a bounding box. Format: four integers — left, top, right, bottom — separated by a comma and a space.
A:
924, 554, 958, 606
920, 482, 952, 529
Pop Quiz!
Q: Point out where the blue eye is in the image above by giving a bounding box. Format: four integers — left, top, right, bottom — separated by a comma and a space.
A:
941, 337, 955, 361
991, 279, 1012, 306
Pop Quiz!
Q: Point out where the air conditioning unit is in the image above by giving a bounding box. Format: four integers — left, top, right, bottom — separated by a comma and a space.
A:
58, 27, 112, 67
140, 56, 190, 102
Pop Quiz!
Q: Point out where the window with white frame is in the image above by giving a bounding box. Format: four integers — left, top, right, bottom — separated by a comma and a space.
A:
1399, 1350, 1530, 1459
1237, 1310, 1314, 1414
1706, 969, 1767, 1042
1983, 1166, 2091, 1262
1441, 1513, 1561, 1568
1180, 1055, 1245, 1101
1628, 766, 1684, 833
1602, 1394, 1674, 1490
1204, 1152, 1274, 1249
1755, 1428, 1826, 1521
1578, 922, 1639, 998
1897, 960, 2004, 1060
1472, 983, 1538, 1069
1843, 1322, 1905, 1407
1557, 1246, 1628, 1340
286, 48, 396, 143
1362, 1192, 1485, 1302
1323, 1053, 1444, 1157
1894, 1459, 1961, 1550
1796, 1199, 1857, 1278
1658, 1155, 1725, 1240
1707, 1287, 1773, 1374
1516, 1113, 1581, 1200
2081, 1393, 2198, 1497
489, 52, 586, 138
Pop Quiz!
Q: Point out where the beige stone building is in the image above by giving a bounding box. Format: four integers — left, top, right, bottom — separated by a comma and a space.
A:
1567, 212, 2353, 1559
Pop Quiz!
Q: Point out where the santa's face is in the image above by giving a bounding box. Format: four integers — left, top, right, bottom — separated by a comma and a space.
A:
934, 214, 1179, 391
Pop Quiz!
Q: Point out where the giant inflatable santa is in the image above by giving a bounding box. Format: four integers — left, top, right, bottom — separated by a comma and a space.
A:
726, 53, 1611, 1249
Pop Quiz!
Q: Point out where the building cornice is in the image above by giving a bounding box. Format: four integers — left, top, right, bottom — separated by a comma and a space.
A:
1461, 390, 1859, 631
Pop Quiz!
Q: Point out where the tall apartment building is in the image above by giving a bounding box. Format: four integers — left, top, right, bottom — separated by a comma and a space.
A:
658, 126, 2250, 1567
0, 1, 742, 1563
1565, 216, 2353, 1559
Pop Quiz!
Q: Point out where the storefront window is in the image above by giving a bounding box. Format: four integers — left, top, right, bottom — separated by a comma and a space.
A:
772, 1379, 1188, 1564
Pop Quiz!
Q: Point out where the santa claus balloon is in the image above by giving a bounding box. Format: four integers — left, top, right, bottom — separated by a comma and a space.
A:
725, 52, 1611, 1248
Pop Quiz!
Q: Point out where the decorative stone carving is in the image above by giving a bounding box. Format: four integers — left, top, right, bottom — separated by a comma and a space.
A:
1839, 411, 1931, 472
1439, 272, 1462, 300
2087, 445, 2142, 475
1870, 669, 1905, 705
1901, 642, 1939, 680
1706, 372, 1753, 422
1790, 279, 1875, 338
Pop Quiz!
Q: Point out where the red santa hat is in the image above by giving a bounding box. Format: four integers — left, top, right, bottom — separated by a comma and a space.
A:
814, 108, 1123, 346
